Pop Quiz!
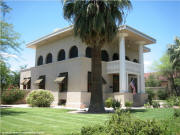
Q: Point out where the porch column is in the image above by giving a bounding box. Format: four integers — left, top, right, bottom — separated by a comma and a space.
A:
138, 41, 146, 93
119, 33, 128, 93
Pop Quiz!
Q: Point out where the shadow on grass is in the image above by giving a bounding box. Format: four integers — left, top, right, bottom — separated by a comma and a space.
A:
129, 109, 147, 114
1, 108, 27, 117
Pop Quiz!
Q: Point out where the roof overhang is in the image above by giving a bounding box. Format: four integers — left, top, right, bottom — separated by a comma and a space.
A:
27, 25, 156, 49
119, 25, 156, 45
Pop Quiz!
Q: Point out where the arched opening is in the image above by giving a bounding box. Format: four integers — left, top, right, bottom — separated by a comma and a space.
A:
37, 56, 43, 66
125, 56, 130, 61
133, 59, 138, 63
69, 46, 78, 58
58, 49, 65, 61
101, 50, 109, 62
112, 53, 119, 61
86, 47, 92, 58
46, 53, 52, 64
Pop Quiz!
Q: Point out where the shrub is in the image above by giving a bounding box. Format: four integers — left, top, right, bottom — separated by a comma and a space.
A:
167, 96, 180, 107
1, 89, 26, 104
77, 110, 168, 135
125, 101, 133, 109
26, 90, 54, 107
174, 109, 180, 117
105, 98, 121, 110
146, 89, 155, 105
152, 101, 160, 108
144, 102, 151, 108
112, 99, 121, 110
105, 98, 113, 108
157, 90, 168, 100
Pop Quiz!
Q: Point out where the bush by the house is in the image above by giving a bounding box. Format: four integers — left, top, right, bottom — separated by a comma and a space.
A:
77, 110, 168, 135
146, 89, 155, 105
152, 101, 160, 108
105, 98, 121, 110
157, 90, 168, 100
105, 98, 113, 108
125, 101, 133, 109
174, 109, 180, 117
1, 89, 26, 104
167, 96, 180, 106
144, 102, 151, 108
26, 90, 54, 107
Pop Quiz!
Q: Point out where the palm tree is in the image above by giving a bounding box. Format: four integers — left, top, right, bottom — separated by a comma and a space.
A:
168, 37, 180, 70
63, 0, 132, 113
167, 37, 180, 95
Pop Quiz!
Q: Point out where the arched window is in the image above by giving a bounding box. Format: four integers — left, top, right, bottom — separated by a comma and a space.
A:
58, 49, 65, 61
86, 47, 92, 58
125, 56, 130, 61
46, 53, 52, 64
69, 46, 78, 58
101, 50, 109, 62
133, 59, 138, 63
112, 53, 119, 61
37, 56, 43, 66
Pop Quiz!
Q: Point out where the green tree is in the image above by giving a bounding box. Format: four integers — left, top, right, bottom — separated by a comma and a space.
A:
0, 61, 12, 91
168, 37, 180, 70
0, 1, 21, 59
145, 74, 160, 87
153, 54, 177, 95
63, 0, 132, 113
168, 37, 180, 95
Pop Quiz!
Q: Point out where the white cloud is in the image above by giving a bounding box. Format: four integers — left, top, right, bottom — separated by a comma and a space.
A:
0, 52, 18, 58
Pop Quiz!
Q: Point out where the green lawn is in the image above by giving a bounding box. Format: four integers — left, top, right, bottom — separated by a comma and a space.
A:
0, 108, 180, 135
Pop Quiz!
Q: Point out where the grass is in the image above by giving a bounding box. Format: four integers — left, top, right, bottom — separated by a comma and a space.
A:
0, 108, 180, 135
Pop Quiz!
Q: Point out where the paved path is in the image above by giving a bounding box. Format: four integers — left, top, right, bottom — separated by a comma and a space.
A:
0, 104, 147, 114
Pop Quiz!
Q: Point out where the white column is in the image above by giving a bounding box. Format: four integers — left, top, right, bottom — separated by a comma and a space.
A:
138, 41, 146, 93
119, 33, 128, 93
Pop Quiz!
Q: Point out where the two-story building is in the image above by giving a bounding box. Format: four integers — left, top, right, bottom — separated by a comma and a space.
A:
20, 25, 156, 108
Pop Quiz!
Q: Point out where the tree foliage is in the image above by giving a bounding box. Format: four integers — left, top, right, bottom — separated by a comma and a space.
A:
64, 0, 131, 47
0, 1, 21, 59
168, 37, 180, 69
153, 37, 180, 96
0, 60, 21, 91
0, 61, 12, 91
145, 74, 160, 87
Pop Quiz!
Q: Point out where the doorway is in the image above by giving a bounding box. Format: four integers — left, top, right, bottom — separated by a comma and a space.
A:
128, 74, 138, 94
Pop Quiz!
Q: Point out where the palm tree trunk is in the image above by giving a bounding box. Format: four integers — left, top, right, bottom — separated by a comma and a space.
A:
88, 46, 105, 113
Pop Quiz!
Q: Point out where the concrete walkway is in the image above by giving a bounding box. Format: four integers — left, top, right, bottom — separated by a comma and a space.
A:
0, 104, 146, 114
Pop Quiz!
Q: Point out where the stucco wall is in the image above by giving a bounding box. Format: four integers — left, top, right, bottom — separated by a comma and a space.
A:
20, 35, 143, 107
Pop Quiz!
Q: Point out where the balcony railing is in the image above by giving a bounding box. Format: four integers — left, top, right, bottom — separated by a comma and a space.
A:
106, 60, 141, 74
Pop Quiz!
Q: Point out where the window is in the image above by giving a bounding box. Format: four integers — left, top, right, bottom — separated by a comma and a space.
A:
113, 75, 119, 92
46, 53, 52, 64
27, 77, 31, 89
37, 56, 43, 66
86, 47, 92, 58
59, 72, 68, 92
69, 46, 78, 58
58, 49, 65, 61
101, 50, 109, 62
112, 53, 119, 61
39, 75, 46, 89
125, 56, 130, 61
133, 59, 138, 63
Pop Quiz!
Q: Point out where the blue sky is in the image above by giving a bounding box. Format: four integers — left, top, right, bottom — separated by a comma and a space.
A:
6, 0, 180, 72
